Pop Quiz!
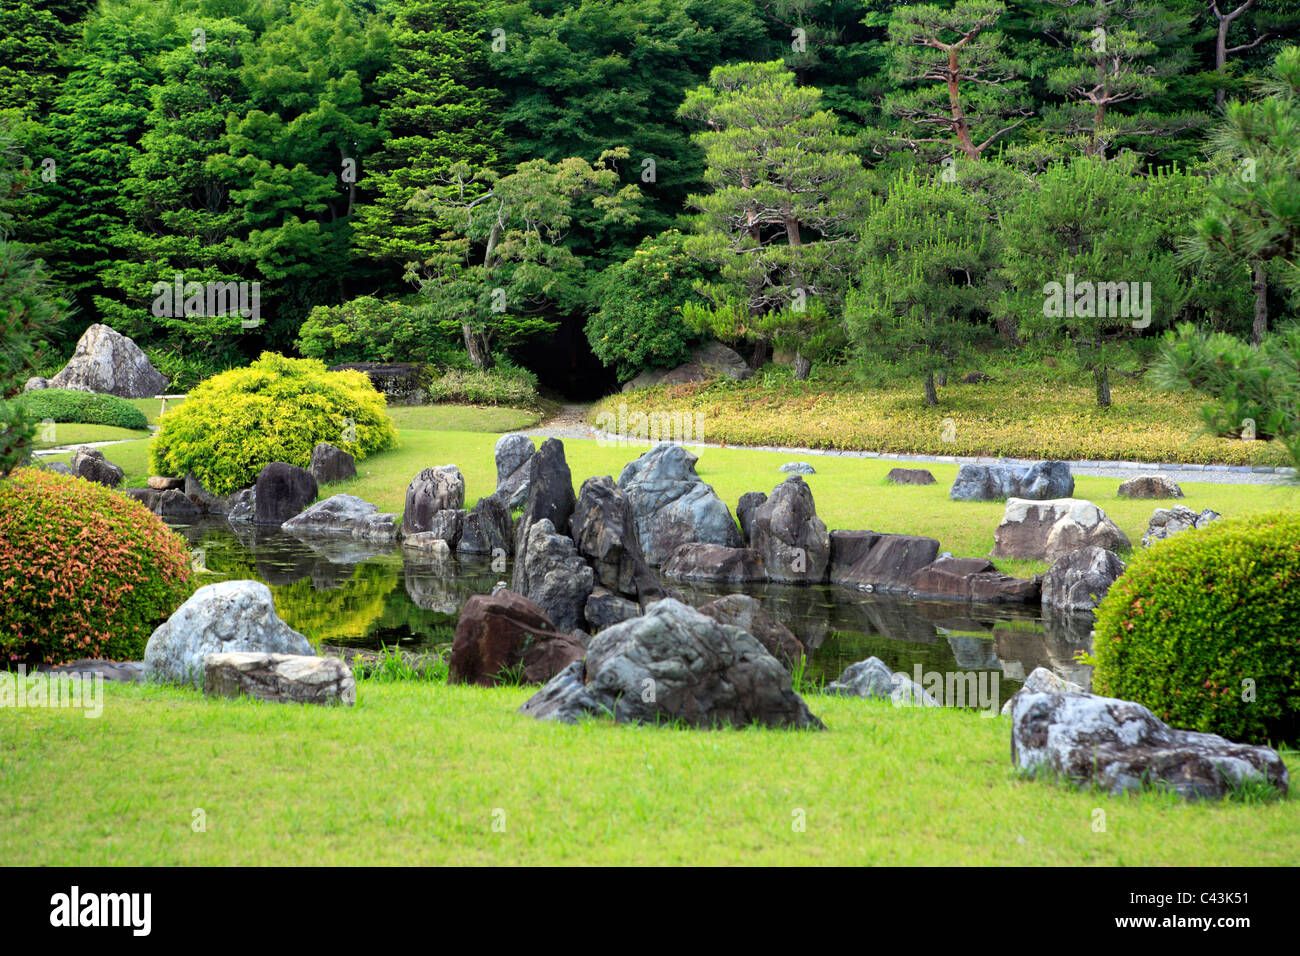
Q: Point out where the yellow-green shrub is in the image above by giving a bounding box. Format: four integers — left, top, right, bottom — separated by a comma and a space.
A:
149, 352, 396, 495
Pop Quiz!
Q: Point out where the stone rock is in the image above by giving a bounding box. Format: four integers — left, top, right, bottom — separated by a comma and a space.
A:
402, 533, 452, 560
253, 462, 318, 527
37, 460, 72, 476
47, 323, 168, 398
144, 580, 314, 686
991, 498, 1130, 562
661, 543, 766, 584
1040, 546, 1125, 613
621, 341, 753, 391
617, 443, 742, 565
281, 494, 399, 542
1010, 691, 1289, 800
309, 442, 356, 484
511, 519, 595, 633
585, 586, 641, 633
825, 657, 938, 706
515, 438, 576, 539
494, 433, 535, 509
427, 508, 466, 550
185, 473, 233, 516
47, 659, 144, 683
836, 533, 941, 592
327, 361, 429, 405
696, 593, 804, 670
401, 464, 465, 536
736, 491, 767, 545
24, 376, 47, 391
152, 488, 202, 519
202, 652, 354, 706
227, 488, 256, 523
749, 476, 830, 583
458, 494, 514, 557
70, 446, 123, 488
518, 598, 823, 729
908, 555, 1041, 604
571, 475, 664, 602
1141, 505, 1221, 547
1117, 475, 1183, 500
886, 467, 935, 485
449, 590, 585, 687
949, 461, 1074, 502
147, 476, 184, 491
828, 530, 880, 583
999, 666, 1084, 716
779, 461, 816, 475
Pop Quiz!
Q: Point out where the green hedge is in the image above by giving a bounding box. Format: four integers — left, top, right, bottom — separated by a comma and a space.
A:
15, 389, 148, 430
1091, 511, 1300, 744
426, 364, 540, 408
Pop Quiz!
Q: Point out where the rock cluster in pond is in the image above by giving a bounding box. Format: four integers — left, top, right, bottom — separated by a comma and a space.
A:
281, 494, 398, 542
825, 656, 936, 706
511, 518, 594, 633
620, 341, 752, 392
144, 580, 314, 686
309, 442, 356, 484
749, 476, 830, 583
886, 467, 935, 485
450, 590, 585, 686
949, 461, 1074, 502
203, 652, 355, 706
617, 443, 742, 565
254, 462, 318, 526
1040, 546, 1124, 613
1010, 689, 1288, 800
570, 475, 664, 603
991, 497, 1130, 562
494, 433, 535, 509
71, 446, 124, 487
518, 598, 824, 729
1141, 505, 1221, 547
1117, 474, 1182, 499
402, 464, 465, 535
47, 323, 169, 398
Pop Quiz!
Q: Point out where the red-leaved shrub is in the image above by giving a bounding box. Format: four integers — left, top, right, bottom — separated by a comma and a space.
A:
0, 468, 194, 665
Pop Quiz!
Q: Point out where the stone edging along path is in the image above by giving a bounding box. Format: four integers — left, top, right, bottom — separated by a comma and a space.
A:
527, 412, 1295, 488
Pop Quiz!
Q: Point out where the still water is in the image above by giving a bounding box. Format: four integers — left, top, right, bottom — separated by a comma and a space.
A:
170, 519, 1095, 696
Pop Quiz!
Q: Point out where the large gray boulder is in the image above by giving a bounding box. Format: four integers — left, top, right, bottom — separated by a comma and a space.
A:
1040, 546, 1125, 613
570, 475, 664, 603
991, 498, 1130, 562
402, 464, 465, 536
1010, 691, 1289, 800
203, 652, 355, 706
825, 657, 937, 706
48, 323, 168, 398
511, 518, 595, 633
253, 461, 318, 526
621, 341, 752, 391
494, 433, 535, 509
516, 438, 576, 539
1141, 505, 1221, 547
281, 494, 398, 542
70, 446, 124, 488
949, 461, 1074, 502
999, 666, 1084, 717
519, 598, 824, 729
457, 493, 514, 557
749, 476, 830, 584
617, 443, 742, 565
144, 580, 314, 686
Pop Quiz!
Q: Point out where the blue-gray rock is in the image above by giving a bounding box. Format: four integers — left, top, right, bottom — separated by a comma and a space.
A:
617, 443, 742, 565
1141, 505, 1220, 547
281, 494, 398, 542
571, 475, 664, 602
511, 518, 594, 633
144, 580, 314, 686
949, 461, 1074, 501
1040, 546, 1124, 613
750, 475, 829, 583
779, 461, 816, 475
494, 433, 535, 509
825, 656, 937, 706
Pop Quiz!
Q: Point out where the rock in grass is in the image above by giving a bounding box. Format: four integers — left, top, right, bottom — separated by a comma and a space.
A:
1117, 474, 1182, 499
779, 461, 815, 475
203, 652, 355, 706
1010, 691, 1289, 800
886, 467, 935, 485
70, 446, 123, 488
144, 580, 313, 686
949, 461, 1074, 502
1141, 505, 1220, 547
825, 657, 937, 706
991, 498, 1129, 562
450, 590, 585, 687
999, 666, 1083, 716
309, 442, 356, 484
519, 598, 824, 730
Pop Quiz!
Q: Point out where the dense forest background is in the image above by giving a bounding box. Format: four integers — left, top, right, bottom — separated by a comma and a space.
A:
2, 0, 1298, 397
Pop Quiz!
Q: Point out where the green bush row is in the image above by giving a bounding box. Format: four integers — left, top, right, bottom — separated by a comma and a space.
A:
14, 389, 148, 430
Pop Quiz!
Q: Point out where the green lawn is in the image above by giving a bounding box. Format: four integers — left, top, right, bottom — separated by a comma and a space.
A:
45, 428, 1300, 576
2, 680, 1294, 866
32, 423, 150, 450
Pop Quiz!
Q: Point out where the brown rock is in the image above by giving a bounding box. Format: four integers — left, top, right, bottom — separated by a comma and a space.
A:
450, 591, 585, 687
1117, 475, 1183, 499
147, 476, 185, 490
886, 468, 936, 485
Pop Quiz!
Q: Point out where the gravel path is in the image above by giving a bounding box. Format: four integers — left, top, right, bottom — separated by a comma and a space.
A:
526, 404, 1295, 487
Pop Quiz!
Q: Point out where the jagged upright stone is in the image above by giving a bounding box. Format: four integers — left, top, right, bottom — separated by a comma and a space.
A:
617, 443, 741, 565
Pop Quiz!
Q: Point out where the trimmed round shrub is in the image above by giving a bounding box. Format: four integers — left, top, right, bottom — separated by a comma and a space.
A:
149, 352, 396, 495
0, 468, 194, 665
14, 389, 148, 430
1092, 511, 1300, 744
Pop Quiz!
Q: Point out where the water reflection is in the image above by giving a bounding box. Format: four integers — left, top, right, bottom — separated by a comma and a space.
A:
169, 520, 1095, 696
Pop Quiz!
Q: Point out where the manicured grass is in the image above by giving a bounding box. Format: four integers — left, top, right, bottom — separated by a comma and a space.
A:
32, 423, 150, 450
1, 681, 1294, 865
591, 366, 1290, 466
126, 395, 185, 426
386, 404, 542, 432
53, 429, 1300, 575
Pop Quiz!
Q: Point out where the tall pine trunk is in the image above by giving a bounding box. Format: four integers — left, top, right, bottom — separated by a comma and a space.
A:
1252, 259, 1268, 345
924, 368, 939, 407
